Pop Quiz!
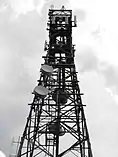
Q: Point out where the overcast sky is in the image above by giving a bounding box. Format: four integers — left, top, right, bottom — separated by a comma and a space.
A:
0, 0, 118, 157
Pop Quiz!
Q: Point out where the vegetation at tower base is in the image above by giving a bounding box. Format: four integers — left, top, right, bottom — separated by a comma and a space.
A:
16, 6, 93, 157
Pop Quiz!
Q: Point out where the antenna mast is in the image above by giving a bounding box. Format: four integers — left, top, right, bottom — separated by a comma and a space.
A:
16, 6, 93, 157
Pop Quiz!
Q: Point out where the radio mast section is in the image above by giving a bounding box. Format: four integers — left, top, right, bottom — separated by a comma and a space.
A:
16, 6, 93, 157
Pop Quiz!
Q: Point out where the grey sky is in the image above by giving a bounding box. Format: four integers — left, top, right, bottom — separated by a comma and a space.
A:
0, 0, 118, 157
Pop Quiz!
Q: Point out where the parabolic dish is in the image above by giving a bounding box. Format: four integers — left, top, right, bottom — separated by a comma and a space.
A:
34, 85, 49, 97
41, 64, 53, 74
52, 88, 68, 104
48, 123, 65, 136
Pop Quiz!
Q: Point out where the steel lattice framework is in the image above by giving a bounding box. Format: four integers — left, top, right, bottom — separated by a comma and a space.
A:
16, 6, 93, 157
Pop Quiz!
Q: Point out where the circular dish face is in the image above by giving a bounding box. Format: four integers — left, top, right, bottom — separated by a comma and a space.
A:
41, 64, 53, 74
48, 123, 65, 136
52, 88, 68, 104
34, 86, 49, 97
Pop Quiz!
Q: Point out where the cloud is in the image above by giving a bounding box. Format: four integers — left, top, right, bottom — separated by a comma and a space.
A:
79, 72, 118, 157
76, 44, 118, 104
0, 10, 45, 54
34, 0, 46, 15
0, 4, 47, 155
100, 63, 118, 101
73, 9, 86, 22
0, 0, 48, 16
75, 46, 99, 72
7, 0, 35, 15
100, 63, 118, 88
0, 151, 6, 157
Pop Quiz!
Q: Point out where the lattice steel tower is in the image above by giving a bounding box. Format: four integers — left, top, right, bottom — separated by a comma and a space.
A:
16, 6, 93, 157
